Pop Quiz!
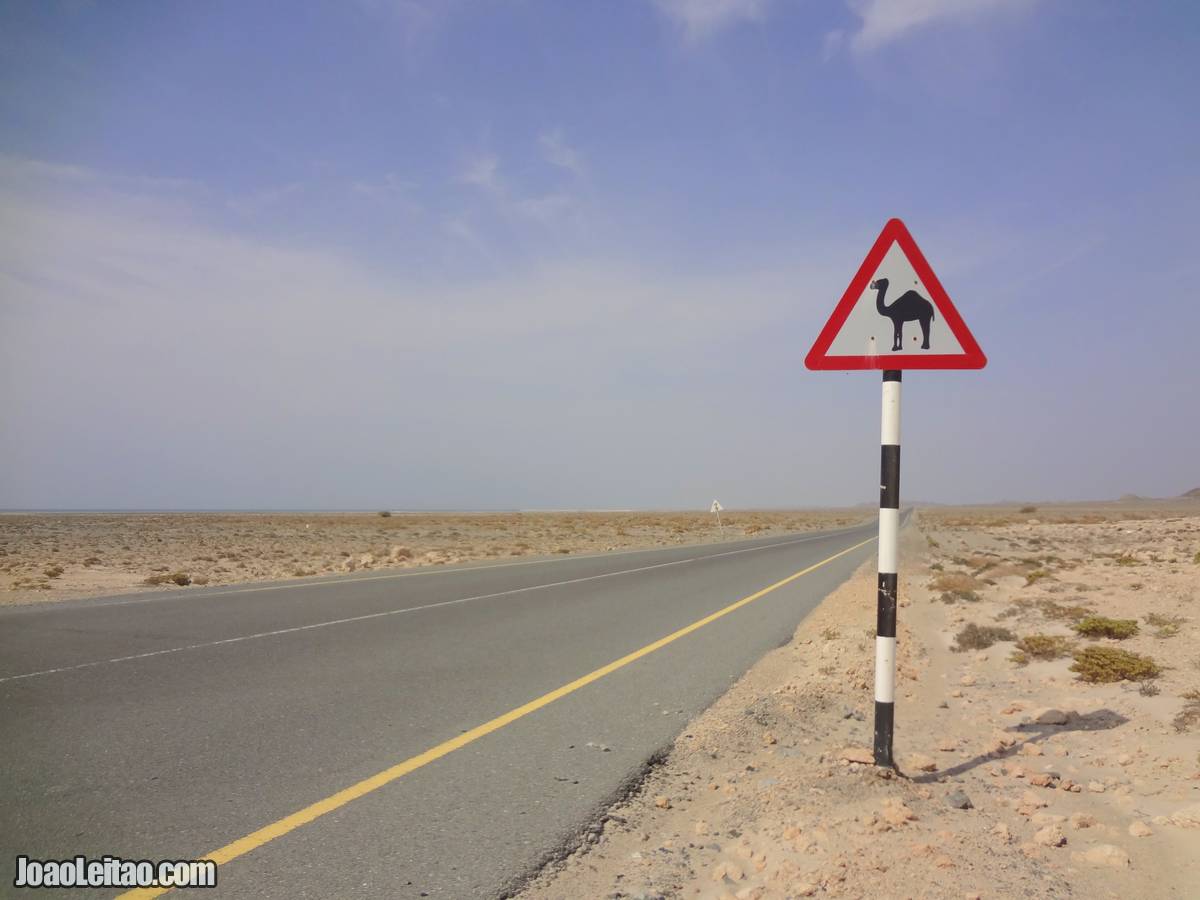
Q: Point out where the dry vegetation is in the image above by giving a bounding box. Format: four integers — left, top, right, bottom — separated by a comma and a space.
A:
0, 509, 867, 605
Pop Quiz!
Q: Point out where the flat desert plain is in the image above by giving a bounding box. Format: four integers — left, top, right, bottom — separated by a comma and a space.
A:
519, 500, 1200, 900
0, 508, 865, 605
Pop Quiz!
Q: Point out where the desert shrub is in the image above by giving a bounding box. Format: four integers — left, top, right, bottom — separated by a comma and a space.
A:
143, 573, 171, 585
1025, 569, 1051, 585
1115, 555, 1142, 566
82, 556, 101, 566
1037, 599, 1093, 621
43, 565, 64, 578
1074, 616, 1139, 639
953, 623, 1016, 652
1193, 551, 1200, 564
1173, 692, 1200, 732
938, 589, 980, 604
191, 575, 210, 586
930, 572, 984, 593
1016, 633, 1074, 660
1138, 679, 1160, 696
1071, 646, 1160, 683
1146, 613, 1185, 638
1019, 506, 1038, 514
377, 510, 392, 517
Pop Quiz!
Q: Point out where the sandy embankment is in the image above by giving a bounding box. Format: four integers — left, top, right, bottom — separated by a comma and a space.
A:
0, 509, 865, 606
518, 506, 1200, 900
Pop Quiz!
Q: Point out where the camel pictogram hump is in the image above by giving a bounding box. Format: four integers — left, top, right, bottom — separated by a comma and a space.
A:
871, 277, 935, 351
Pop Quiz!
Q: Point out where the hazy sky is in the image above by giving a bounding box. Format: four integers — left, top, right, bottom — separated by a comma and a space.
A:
2, 1, 1197, 510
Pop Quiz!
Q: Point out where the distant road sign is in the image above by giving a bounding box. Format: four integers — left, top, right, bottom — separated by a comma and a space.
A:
805, 218, 986, 370
710, 500, 723, 513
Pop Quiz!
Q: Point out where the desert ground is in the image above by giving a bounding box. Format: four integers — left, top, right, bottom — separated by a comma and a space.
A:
518, 501, 1200, 900
0, 508, 865, 606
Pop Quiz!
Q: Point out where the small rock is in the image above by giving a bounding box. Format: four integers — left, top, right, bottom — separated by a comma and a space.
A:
1117, 753, 1134, 766
1088, 781, 1106, 794
711, 861, 744, 882
881, 800, 917, 826
1170, 804, 1200, 828
654, 796, 671, 809
1021, 790, 1049, 810
1035, 825, 1067, 847
908, 753, 938, 773
946, 789, 973, 810
762, 731, 777, 746
839, 747, 875, 765
960, 675, 976, 687
1034, 708, 1070, 726
1070, 813, 1097, 830
991, 822, 1011, 842
1029, 773, 1057, 788
1128, 821, 1153, 838
1078, 844, 1131, 868
1019, 743, 1043, 757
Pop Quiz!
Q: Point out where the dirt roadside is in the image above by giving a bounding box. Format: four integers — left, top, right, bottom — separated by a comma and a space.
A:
0, 509, 864, 606
516, 510, 1200, 900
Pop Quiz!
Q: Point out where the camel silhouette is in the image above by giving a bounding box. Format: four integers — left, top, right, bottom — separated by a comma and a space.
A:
872, 277, 934, 351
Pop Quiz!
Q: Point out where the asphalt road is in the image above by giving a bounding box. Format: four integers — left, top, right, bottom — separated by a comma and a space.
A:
0, 521, 881, 899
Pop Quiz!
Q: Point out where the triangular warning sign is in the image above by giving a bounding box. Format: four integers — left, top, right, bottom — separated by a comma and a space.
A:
805, 219, 986, 370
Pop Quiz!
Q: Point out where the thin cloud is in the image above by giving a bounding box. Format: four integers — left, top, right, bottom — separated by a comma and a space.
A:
845, 0, 1040, 53
457, 154, 503, 194
538, 129, 586, 176
652, 0, 772, 42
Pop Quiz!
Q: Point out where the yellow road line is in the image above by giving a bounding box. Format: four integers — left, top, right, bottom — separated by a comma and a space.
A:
117, 535, 875, 899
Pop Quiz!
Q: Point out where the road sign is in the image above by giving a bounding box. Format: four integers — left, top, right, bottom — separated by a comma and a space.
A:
805, 217, 987, 769
805, 218, 986, 370
710, 500, 723, 513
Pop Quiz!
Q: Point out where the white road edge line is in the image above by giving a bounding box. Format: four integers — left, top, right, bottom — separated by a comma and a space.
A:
0, 530, 873, 684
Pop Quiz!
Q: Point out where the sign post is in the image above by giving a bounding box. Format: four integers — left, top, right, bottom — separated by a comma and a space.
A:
806, 218, 986, 767
710, 500, 725, 538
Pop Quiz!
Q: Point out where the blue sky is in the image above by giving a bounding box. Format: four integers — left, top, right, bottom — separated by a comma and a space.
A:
2, 0, 1198, 509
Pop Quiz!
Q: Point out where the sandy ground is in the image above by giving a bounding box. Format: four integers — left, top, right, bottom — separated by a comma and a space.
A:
517, 503, 1200, 900
0, 509, 865, 606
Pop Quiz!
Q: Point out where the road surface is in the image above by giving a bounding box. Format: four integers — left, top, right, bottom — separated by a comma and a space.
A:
0, 521, 881, 898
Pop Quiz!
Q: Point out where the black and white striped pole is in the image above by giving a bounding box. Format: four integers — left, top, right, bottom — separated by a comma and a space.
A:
874, 370, 901, 766
804, 218, 988, 769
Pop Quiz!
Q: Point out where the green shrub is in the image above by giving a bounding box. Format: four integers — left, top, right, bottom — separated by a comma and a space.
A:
1015, 633, 1074, 660
1071, 646, 1160, 683
1115, 555, 1142, 566
1074, 616, 1139, 639
953, 623, 1016, 652
1019, 506, 1038, 514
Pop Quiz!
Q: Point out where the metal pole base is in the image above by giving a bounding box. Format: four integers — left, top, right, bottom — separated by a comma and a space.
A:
873, 701, 894, 767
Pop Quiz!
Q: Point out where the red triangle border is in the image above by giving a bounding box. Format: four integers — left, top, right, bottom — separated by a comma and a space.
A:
805, 218, 987, 370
